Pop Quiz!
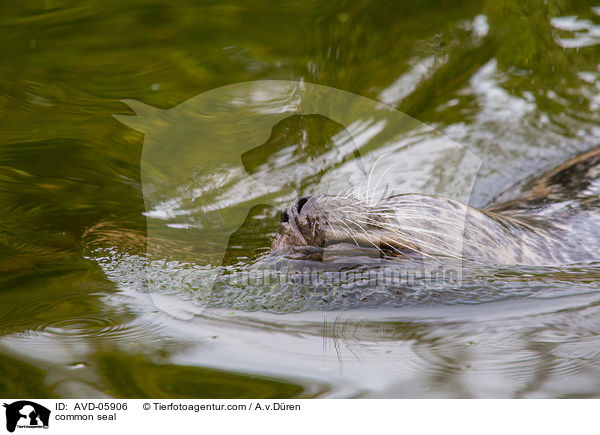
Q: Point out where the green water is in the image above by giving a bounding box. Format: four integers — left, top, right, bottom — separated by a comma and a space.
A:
1, 0, 600, 398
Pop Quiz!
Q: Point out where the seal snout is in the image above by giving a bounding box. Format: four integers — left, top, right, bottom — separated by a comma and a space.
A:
272, 195, 320, 250
279, 195, 313, 223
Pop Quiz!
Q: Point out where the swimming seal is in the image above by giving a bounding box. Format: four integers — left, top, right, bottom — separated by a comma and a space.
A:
272, 148, 600, 266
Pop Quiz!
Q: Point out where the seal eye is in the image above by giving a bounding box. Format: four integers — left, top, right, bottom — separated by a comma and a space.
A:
297, 196, 310, 214
280, 210, 289, 223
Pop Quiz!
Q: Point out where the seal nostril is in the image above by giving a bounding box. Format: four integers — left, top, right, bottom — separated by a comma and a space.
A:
280, 209, 289, 223
297, 196, 310, 214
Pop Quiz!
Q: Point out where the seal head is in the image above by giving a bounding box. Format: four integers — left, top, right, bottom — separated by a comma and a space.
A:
272, 194, 424, 260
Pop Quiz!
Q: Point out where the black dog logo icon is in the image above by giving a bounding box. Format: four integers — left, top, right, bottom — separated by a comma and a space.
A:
3, 401, 50, 433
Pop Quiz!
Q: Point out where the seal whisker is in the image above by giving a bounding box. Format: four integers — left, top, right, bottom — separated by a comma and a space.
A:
337, 215, 452, 259
370, 164, 397, 204
342, 215, 467, 259
366, 153, 390, 206
344, 218, 386, 252
273, 147, 600, 266
332, 219, 361, 247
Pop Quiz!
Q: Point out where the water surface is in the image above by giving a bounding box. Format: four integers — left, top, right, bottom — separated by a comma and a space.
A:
1, 0, 600, 398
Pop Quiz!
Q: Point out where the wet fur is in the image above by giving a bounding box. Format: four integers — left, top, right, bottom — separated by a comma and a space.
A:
272, 148, 600, 266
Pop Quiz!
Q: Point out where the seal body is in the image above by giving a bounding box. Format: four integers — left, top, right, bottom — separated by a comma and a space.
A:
272, 148, 600, 266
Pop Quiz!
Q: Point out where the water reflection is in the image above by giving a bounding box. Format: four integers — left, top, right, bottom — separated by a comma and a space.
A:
1, 0, 600, 398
